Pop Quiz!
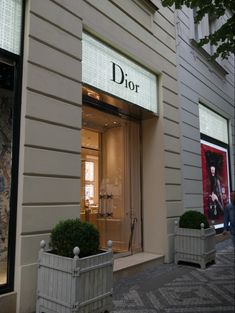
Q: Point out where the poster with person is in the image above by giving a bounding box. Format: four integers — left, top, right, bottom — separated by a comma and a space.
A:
201, 140, 230, 226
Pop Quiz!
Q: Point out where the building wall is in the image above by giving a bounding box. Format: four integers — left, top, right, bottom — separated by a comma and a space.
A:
176, 7, 235, 211
10, 1, 182, 312
15, 1, 83, 312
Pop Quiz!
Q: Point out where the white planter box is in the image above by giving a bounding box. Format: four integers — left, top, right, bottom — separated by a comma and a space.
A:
174, 222, 216, 269
36, 241, 113, 313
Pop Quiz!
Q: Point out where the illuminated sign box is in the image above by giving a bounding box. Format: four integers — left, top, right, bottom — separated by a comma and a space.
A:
82, 33, 158, 114
0, 0, 23, 55
199, 104, 228, 144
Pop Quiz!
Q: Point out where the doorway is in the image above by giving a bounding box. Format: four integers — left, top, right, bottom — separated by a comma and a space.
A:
80, 104, 142, 253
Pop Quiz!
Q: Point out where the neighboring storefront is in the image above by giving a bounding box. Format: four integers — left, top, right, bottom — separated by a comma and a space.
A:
199, 104, 231, 229
175, 7, 235, 229
0, 0, 23, 302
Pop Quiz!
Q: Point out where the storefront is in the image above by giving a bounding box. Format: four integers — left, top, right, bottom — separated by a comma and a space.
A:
3, 1, 232, 312
199, 104, 231, 229
1, 1, 183, 312
0, 0, 23, 297
80, 33, 158, 253
175, 3, 235, 229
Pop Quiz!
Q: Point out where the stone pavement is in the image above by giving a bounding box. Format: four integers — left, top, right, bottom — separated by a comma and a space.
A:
112, 239, 235, 313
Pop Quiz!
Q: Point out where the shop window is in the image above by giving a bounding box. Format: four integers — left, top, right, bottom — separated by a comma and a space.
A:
199, 104, 230, 229
0, 61, 14, 288
0, 0, 23, 293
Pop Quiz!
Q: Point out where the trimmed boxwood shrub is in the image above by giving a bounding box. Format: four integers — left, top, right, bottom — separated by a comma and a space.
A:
179, 210, 209, 229
50, 218, 100, 258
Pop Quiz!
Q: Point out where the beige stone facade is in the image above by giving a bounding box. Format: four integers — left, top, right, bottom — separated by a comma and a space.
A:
0, 1, 183, 312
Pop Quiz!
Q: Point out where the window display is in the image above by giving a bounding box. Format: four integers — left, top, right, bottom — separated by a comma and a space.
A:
201, 140, 230, 227
0, 62, 14, 285
199, 104, 230, 229
0, 0, 23, 294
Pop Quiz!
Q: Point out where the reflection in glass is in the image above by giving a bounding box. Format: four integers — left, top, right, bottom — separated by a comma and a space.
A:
85, 161, 94, 181
0, 62, 14, 285
85, 184, 94, 200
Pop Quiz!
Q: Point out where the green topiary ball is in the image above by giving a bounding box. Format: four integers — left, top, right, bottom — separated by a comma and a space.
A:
50, 218, 100, 258
179, 210, 209, 229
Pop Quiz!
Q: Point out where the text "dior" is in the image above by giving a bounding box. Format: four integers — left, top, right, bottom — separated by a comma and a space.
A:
111, 62, 140, 93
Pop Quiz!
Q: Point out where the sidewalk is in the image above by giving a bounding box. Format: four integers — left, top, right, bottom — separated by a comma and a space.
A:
113, 239, 235, 313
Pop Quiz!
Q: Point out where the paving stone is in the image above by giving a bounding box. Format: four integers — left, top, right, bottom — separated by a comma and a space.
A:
113, 239, 235, 313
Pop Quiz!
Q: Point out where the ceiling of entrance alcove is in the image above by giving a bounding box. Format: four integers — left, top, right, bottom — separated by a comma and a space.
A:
82, 105, 122, 132
83, 85, 157, 120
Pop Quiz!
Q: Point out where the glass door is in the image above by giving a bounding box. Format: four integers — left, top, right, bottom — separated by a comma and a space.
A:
81, 105, 141, 253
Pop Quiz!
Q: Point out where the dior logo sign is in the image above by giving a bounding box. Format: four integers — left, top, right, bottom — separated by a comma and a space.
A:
111, 62, 140, 93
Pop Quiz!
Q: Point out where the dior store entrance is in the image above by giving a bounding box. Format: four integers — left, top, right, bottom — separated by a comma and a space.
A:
80, 98, 141, 253
81, 33, 158, 254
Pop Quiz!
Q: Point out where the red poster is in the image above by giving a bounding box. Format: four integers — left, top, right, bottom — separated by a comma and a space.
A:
201, 140, 230, 226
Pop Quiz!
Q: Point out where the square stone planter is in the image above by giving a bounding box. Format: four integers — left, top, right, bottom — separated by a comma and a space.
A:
36, 240, 113, 313
174, 221, 216, 269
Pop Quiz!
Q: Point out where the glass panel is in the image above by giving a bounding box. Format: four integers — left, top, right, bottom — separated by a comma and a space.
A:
99, 121, 126, 251
80, 147, 99, 224
0, 61, 14, 285
81, 105, 141, 253
85, 161, 94, 181
0, 0, 23, 55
